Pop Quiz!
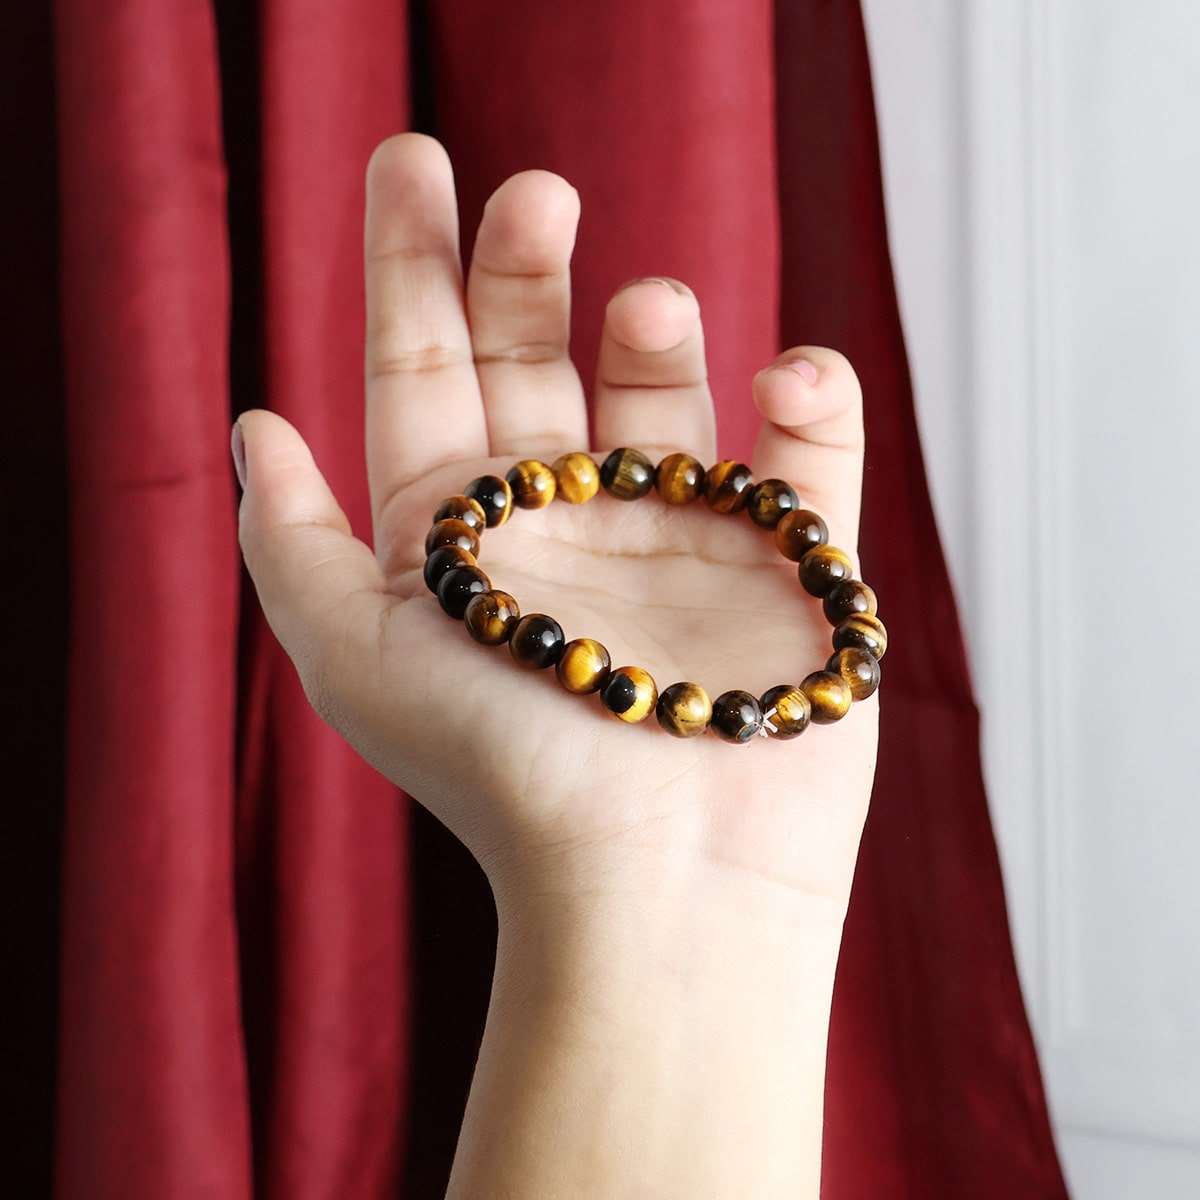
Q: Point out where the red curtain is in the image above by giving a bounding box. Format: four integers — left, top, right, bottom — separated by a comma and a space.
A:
33, 1, 1068, 1195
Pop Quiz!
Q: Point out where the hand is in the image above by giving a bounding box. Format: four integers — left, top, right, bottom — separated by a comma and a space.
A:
235, 133, 877, 923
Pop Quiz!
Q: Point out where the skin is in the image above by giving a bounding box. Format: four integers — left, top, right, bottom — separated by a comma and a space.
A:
235, 133, 878, 1198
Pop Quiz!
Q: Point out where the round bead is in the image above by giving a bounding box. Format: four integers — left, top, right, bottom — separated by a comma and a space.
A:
775, 509, 829, 562
710, 689, 764, 743
832, 612, 888, 660
463, 474, 513, 527
746, 478, 799, 529
506, 459, 557, 509
425, 517, 480, 558
655, 453, 707, 504
555, 637, 611, 694
826, 647, 881, 700
655, 681, 712, 738
759, 684, 812, 740
433, 494, 487, 534
437, 564, 491, 619
704, 461, 754, 513
799, 670, 852, 724
822, 579, 878, 625
599, 448, 654, 500
600, 666, 658, 723
508, 613, 565, 669
464, 589, 520, 645
552, 452, 600, 504
798, 544, 854, 597
423, 544, 476, 594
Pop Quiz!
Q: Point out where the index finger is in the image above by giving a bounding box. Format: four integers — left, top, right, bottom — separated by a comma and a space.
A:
364, 135, 489, 544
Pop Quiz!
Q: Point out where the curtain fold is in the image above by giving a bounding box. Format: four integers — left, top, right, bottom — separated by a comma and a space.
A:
236, 4, 412, 1194
53, 2, 252, 1195
44, 1, 1068, 1196
3, 5, 66, 1195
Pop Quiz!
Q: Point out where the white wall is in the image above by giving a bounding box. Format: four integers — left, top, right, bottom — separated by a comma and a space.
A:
862, 2, 1200, 1195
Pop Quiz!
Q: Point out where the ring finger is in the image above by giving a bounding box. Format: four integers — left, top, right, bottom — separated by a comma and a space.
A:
592, 277, 716, 462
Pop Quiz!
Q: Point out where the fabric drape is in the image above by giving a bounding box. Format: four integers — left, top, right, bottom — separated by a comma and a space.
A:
37, 1, 1069, 1196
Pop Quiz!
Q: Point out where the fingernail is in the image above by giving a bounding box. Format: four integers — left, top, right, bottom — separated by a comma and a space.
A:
617, 275, 686, 295
782, 357, 820, 385
231, 420, 247, 489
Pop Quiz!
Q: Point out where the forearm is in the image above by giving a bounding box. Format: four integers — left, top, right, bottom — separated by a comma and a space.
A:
446, 858, 845, 1198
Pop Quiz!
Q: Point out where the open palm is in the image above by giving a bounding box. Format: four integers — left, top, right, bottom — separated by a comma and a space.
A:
237, 135, 878, 913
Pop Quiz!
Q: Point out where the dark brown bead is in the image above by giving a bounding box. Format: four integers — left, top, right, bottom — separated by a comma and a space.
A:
437, 564, 491, 619
551, 452, 600, 504
506, 459, 557, 509
704, 461, 754, 513
423, 544, 476, 593
822, 579, 878, 625
655, 681, 712, 738
464, 589, 520, 645
710, 689, 764, 743
798, 544, 854, 597
799, 670, 852, 724
433, 494, 487, 534
759, 684, 811, 740
826, 647, 881, 700
655, 453, 707, 504
463, 474, 513, 527
555, 637, 611, 694
425, 517, 480, 558
775, 508, 829, 561
600, 666, 658, 723
599, 448, 654, 500
508, 613, 565, 669
746, 478, 799, 529
832, 612, 888, 660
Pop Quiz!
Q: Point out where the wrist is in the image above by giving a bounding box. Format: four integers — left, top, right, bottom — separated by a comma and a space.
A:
485, 806, 853, 953
487, 837, 847, 1081
452, 845, 843, 1199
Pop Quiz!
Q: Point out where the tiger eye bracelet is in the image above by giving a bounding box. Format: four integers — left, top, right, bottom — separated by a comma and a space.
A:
422, 450, 886, 744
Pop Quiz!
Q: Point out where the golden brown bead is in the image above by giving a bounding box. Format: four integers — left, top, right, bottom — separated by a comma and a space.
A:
437, 564, 491, 619
704, 460, 754, 513
832, 612, 888, 660
797, 544, 854, 597
775, 508, 829, 562
463, 474, 513, 527
822, 579, 878, 625
433, 494, 487, 534
710, 689, 764, 743
826, 647, 881, 700
464, 589, 520, 645
600, 666, 658, 723
759, 684, 811, 740
599, 448, 654, 500
508, 613, 565, 669
655, 681, 712, 738
423, 544, 476, 594
799, 670, 852, 724
506, 459, 557, 509
551, 452, 600, 504
655, 453, 707, 505
746, 478, 799, 529
555, 638, 611, 694
425, 517, 480, 558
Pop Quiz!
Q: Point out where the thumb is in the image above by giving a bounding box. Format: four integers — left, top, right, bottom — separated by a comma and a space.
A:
234, 409, 389, 720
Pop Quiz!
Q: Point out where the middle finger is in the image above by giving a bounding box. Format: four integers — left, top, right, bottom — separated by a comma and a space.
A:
467, 170, 588, 457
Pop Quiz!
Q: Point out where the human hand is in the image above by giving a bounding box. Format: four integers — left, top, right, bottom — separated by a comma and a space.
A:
235, 134, 878, 925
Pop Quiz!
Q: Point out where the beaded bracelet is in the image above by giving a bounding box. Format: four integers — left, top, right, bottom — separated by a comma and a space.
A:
422, 449, 886, 744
